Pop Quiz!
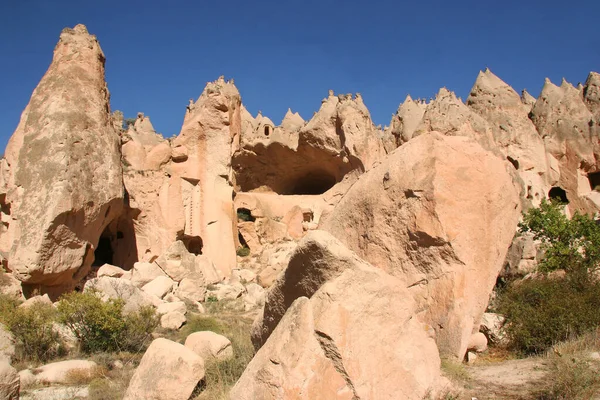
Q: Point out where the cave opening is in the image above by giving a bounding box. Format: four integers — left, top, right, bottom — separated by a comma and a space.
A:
92, 210, 139, 270
264, 126, 271, 136
588, 172, 600, 191
548, 187, 569, 203
288, 170, 337, 195
237, 208, 255, 222
93, 232, 114, 267
179, 234, 203, 256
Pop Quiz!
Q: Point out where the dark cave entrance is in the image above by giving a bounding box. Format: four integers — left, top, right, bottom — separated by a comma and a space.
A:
237, 208, 255, 222
179, 234, 203, 256
288, 170, 337, 195
92, 208, 139, 270
548, 187, 569, 203
588, 172, 600, 191
94, 231, 114, 267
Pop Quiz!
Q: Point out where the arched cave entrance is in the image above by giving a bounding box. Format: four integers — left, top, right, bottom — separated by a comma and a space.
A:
588, 172, 600, 191
264, 126, 272, 136
548, 187, 569, 203
93, 210, 139, 270
288, 170, 337, 195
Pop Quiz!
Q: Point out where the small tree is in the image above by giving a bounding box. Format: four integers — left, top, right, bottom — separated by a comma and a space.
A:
518, 199, 600, 276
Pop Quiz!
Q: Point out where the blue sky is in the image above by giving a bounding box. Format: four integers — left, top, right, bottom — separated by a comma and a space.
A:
1, 0, 599, 152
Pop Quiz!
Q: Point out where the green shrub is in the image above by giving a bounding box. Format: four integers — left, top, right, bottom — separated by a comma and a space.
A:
57, 291, 158, 354
0, 295, 59, 362
121, 305, 159, 352
498, 276, 600, 355
236, 247, 250, 257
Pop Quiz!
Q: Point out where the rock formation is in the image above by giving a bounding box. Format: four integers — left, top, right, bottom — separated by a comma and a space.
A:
321, 133, 521, 359
3, 22, 600, 400
1, 25, 123, 295
234, 231, 446, 400
232, 91, 386, 195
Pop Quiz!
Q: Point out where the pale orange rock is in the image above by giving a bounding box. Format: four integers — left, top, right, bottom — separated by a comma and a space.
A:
2, 25, 123, 293
466, 69, 549, 205
238, 231, 445, 400
124, 338, 204, 400
321, 133, 521, 360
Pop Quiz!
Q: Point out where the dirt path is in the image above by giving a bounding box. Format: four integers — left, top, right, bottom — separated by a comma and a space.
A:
458, 358, 549, 400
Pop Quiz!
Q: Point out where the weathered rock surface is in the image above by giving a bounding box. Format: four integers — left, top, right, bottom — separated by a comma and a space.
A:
321, 133, 521, 359
124, 338, 204, 400
25, 359, 97, 385
85, 276, 161, 313
467, 69, 549, 205
142, 275, 174, 299
96, 264, 127, 278
185, 331, 233, 361
3, 25, 123, 293
232, 91, 385, 195
235, 231, 445, 399
160, 311, 186, 330
0, 361, 18, 400
0, 325, 15, 363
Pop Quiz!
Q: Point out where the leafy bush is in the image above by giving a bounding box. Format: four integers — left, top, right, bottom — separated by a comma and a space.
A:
0, 295, 60, 362
498, 276, 600, 354
496, 200, 600, 355
57, 291, 158, 354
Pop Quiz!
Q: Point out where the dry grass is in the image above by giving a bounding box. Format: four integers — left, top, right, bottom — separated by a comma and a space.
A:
440, 358, 471, 383
533, 329, 600, 400
64, 365, 108, 385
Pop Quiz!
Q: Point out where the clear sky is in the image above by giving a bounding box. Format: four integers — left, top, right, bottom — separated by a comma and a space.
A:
1, 0, 599, 152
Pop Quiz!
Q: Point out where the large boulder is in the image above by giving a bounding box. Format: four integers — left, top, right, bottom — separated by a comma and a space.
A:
124, 338, 204, 400
321, 133, 521, 359
234, 231, 444, 400
2, 25, 123, 293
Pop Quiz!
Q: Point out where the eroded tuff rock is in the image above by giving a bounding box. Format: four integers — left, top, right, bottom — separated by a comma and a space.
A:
529, 77, 599, 213
413, 88, 496, 151
466, 69, 549, 204
232, 91, 386, 195
234, 231, 445, 400
2, 24, 123, 293
385, 94, 428, 147
321, 133, 521, 359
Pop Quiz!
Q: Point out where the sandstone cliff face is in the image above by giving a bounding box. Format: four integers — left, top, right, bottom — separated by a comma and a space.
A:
2, 25, 123, 292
